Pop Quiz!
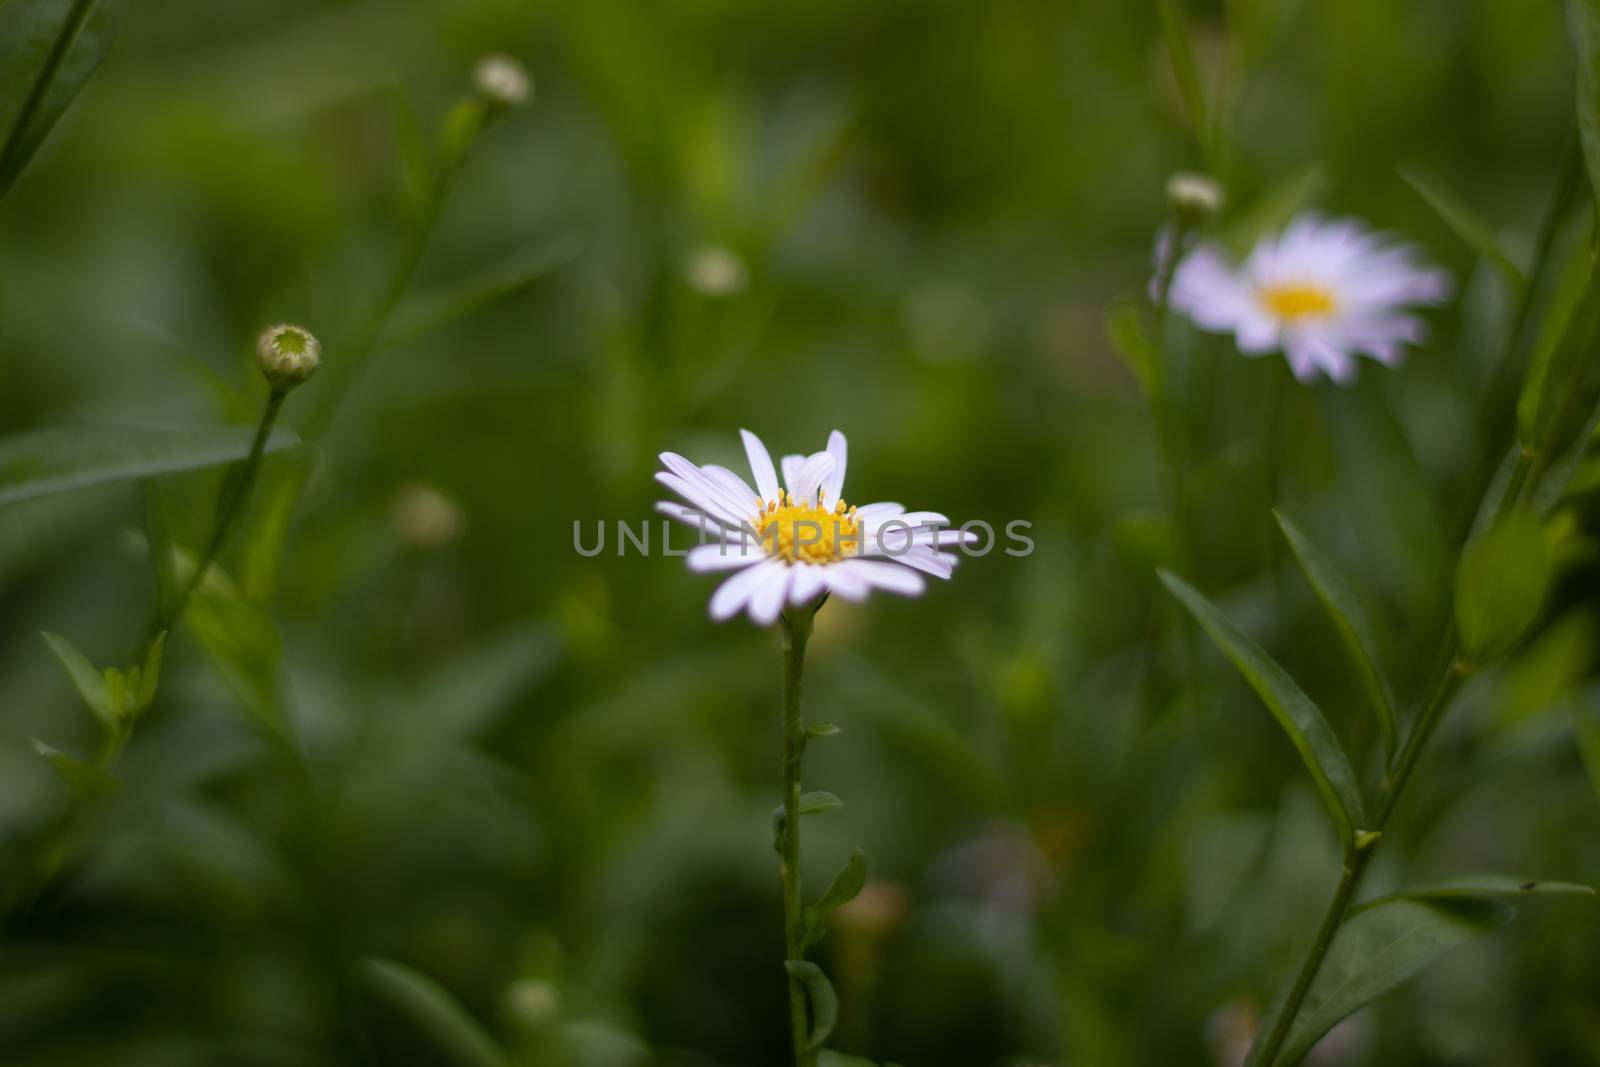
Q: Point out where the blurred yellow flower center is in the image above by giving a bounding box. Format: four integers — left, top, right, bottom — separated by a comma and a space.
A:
757, 492, 860, 564
1259, 283, 1336, 320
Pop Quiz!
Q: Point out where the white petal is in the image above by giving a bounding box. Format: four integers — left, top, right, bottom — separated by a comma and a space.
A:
822, 562, 870, 601
822, 430, 848, 506
889, 546, 958, 579
655, 471, 748, 528
789, 564, 828, 606
741, 429, 780, 504
780, 455, 806, 494
747, 564, 793, 625
660, 453, 758, 523
852, 502, 904, 524
656, 501, 740, 541
842, 558, 925, 597
687, 542, 765, 572
710, 559, 783, 621
702, 464, 761, 511
790, 452, 835, 506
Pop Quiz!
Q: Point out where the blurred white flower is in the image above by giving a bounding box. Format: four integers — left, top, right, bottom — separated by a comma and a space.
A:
474, 54, 531, 108
683, 244, 748, 297
655, 429, 973, 625
1166, 213, 1451, 384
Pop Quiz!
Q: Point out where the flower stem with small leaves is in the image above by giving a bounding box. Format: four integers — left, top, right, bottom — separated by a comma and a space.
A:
1249, 450, 1533, 1066
779, 605, 816, 1067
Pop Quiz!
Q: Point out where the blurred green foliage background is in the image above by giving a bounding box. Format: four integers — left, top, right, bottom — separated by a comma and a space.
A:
2, 1, 1599, 1064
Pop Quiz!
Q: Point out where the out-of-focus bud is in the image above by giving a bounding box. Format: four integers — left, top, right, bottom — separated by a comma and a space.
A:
393, 484, 464, 552
475, 54, 532, 110
256, 324, 321, 391
1166, 171, 1223, 228
683, 244, 748, 297
502, 977, 563, 1032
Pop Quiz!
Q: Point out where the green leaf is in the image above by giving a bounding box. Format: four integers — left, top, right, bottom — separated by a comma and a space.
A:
41, 629, 113, 728
1567, 0, 1600, 222
240, 464, 310, 606
360, 958, 510, 1067
1247, 898, 1510, 1066
1455, 510, 1550, 664
806, 722, 842, 739
187, 577, 284, 736
1355, 875, 1595, 911
1400, 168, 1526, 298
32, 737, 113, 794
1517, 228, 1598, 453
1157, 0, 1212, 166
1226, 0, 1302, 74
1108, 299, 1158, 396
135, 631, 165, 714
1159, 570, 1367, 852
798, 791, 844, 816
0, 0, 129, 197
1222, 167, 1325, 257
0, 424, 300, 509
386, 237, 583, 343
1574, 694, 1600, 804
783, 960, 838, 1053
1274, 510, 1398, 756
814, 847, 868, 914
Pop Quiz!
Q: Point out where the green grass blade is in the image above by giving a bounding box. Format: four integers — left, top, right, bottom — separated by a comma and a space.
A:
1400, 168, 1526, 299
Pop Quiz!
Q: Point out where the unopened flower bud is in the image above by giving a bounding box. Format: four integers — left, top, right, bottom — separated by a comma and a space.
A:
1166, 171, 1223, 227
683, 244, 748, 297
256, 324, 320, 391
393, 484, 464, 551
474, 54, 531, 110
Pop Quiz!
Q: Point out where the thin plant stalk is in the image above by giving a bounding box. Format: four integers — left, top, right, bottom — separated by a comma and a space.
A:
779, 605, 816, 1067
159, 387, 286, 635
1249, 450, 1534, 1066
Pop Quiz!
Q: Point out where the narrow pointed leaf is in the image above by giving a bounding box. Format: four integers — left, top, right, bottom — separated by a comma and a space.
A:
32, 738, 113, 794
1157, 0, 1212, 166
0, 424, 300, 509
1455, 510, 1550, 664
1517, 229, 1598, 453
783, 960, 838, 1052
1159, 570, 1366, 850
0, 0, 130, 196
1247, 898, 1510, 1066
806, 722, 842, 738
814, 847, 868, 914
40, 630, 112, 727
798, 791, 844, 816
135, 631, 165, 713
1400, 169, 1526, 298
1354, 874, 1595, 913
1566, 0, 1600, 222
360, 958, 509, 1067
1274, 511, 1398, 755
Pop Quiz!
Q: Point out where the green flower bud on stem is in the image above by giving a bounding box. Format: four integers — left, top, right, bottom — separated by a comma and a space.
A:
1166, 171, 1223, 228
257, 323, 321, 391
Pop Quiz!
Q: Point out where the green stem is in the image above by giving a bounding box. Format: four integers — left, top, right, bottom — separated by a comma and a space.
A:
160, 388, 285, 634
779, 607, 815, 1067
1251, 451, 1534, 1066
0, 0, 98, 186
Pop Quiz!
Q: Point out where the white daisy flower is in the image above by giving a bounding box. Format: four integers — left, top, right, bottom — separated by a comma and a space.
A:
655, 430, 974, 625
1166, 213, 1451, 384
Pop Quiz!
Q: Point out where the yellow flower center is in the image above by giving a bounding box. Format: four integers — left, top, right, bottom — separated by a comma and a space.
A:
756, 492, 860, 565
1258, 283, 1336, 321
